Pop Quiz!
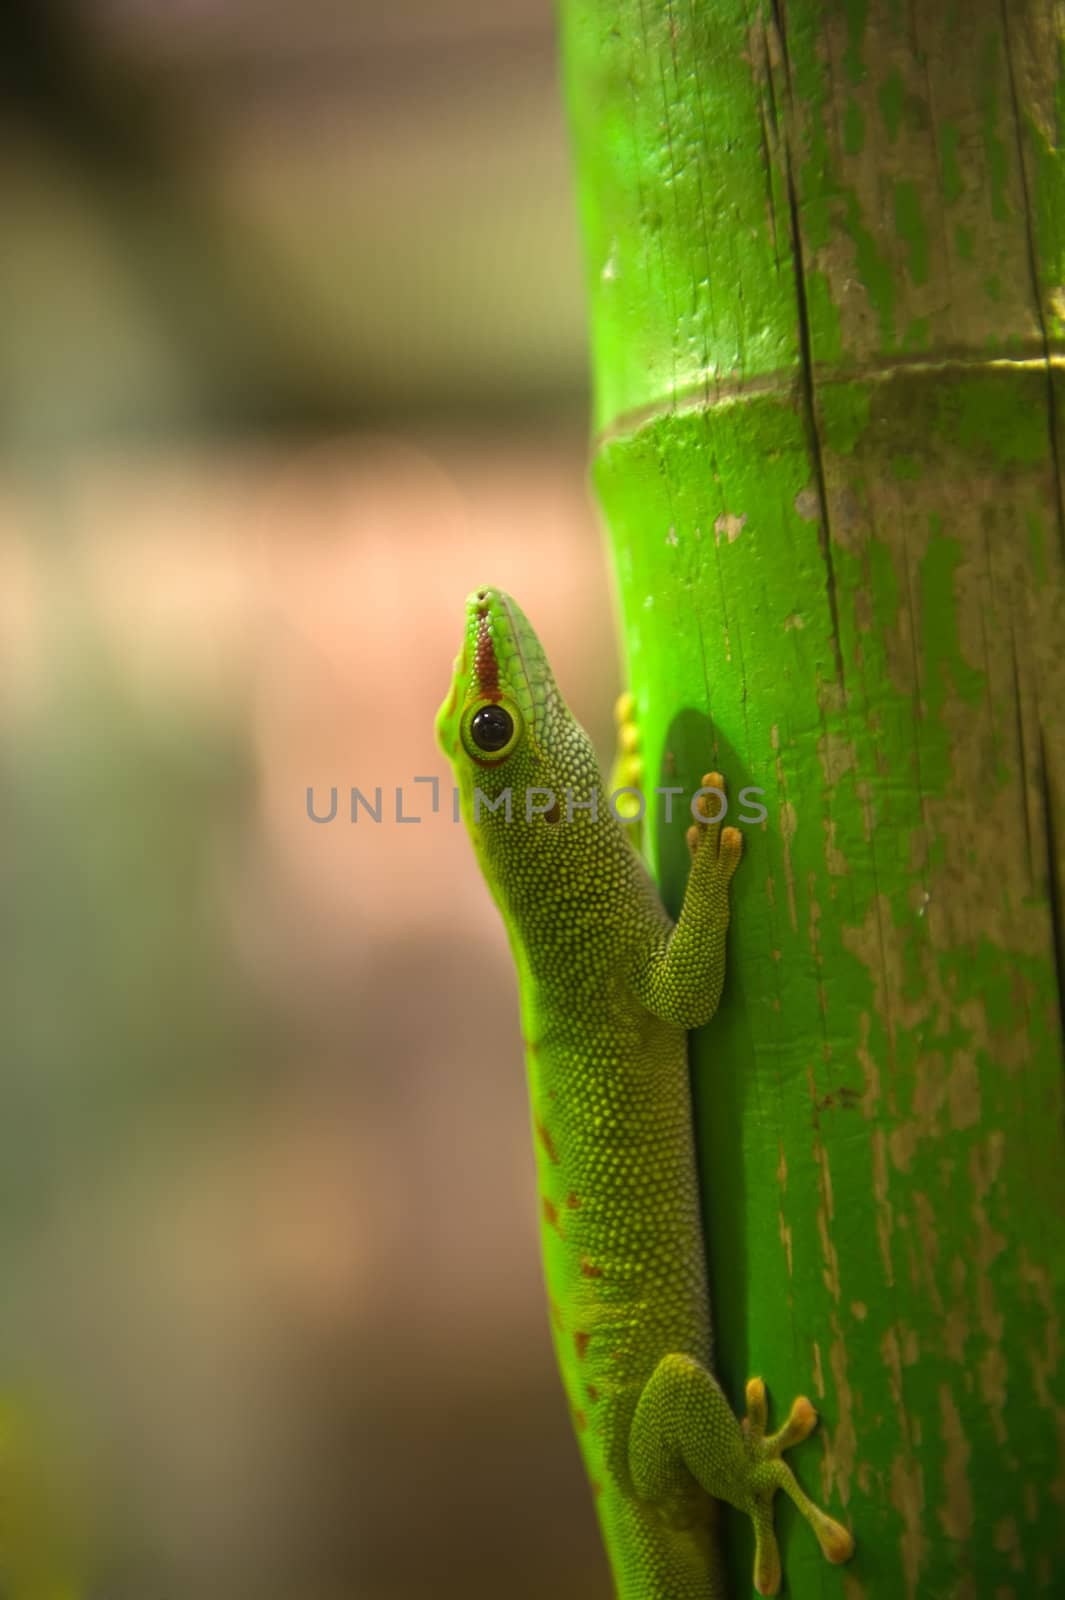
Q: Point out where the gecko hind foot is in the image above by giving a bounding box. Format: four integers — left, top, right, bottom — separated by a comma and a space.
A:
630, 1356, 853, 1600
742, 1378, 855, 1595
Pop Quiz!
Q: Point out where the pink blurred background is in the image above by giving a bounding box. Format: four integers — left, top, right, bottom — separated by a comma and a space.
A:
3, 4, 620, 1595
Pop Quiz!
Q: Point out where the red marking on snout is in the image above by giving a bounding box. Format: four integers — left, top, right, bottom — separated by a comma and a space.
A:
574, 1330, 591, 1360
474, 613, 501, 699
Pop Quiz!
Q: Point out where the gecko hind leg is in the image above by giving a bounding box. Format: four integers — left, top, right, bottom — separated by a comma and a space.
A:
629, 1354, 854, 1596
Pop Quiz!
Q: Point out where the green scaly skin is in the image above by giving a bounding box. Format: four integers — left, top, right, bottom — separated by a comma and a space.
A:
436, 588, 855, 1598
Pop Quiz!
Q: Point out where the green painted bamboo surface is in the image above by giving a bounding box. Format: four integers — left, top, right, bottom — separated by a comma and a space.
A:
559, 2, 1065, 1594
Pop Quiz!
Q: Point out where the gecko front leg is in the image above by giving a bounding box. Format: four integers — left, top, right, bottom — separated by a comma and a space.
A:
610, 689, 645, 848
630, 772, 743, 1029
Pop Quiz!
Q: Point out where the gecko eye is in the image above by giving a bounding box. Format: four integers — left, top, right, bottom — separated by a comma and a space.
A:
462, 697, 523, 762
471, 705, 513, 751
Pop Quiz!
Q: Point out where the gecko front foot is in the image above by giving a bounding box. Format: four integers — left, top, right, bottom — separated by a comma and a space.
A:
687, 770, 743, 880
610, 690, 645, 843
630, 1355, 854, 1596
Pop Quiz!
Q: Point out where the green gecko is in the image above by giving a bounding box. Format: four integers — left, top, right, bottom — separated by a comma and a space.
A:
436, 587, 854, 1598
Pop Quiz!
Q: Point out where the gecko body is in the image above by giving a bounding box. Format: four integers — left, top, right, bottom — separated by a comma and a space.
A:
436, 587, 853, 1597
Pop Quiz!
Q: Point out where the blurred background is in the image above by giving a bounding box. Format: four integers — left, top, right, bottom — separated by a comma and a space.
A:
2, 3, 620, 1595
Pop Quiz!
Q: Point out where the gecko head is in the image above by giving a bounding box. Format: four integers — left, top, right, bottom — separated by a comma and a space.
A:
435, 586, 557, 779
435, 587, 603, 883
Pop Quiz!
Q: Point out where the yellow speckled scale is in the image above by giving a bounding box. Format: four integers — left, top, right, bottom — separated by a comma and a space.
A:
436, 588, 854, 1597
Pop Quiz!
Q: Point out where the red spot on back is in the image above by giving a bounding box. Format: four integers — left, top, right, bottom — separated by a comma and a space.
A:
574, 1330, 591, 1360
566, 1191, 581, 1209
580, 1257, 602, 1278
586, 1384, 600, 1403
572, 1406, 588, 1432
474, 614, 501, 699
535, 1117, 560, 1164
590, 1479, 603, 1498
542, 1197, 564, 1237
